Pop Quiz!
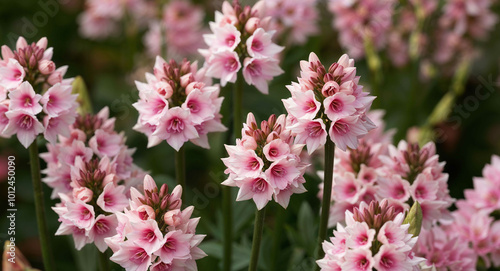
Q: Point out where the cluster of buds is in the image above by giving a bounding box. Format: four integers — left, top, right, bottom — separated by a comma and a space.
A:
199, 0, 284, 94
133, 56, 226, 151
317, 200, 424, 270
44, 107, 145, 251
106, 175, 206, 271
0, 37, 77, 148
41, 107, 144, 199
222, 113, 308, 209
328, 0, 395, 59
263, 0, 318, 45
144, 0, 205, 59
283, 53, 376, 153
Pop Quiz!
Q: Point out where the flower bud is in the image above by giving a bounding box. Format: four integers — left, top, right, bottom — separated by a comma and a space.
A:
47, 71, 62, 85
36, 37, 48, 50
321, 81, 340, 97
137, 205, 155, 220
39, 60, 55, 75
186, 82, 205, 95
163, 209, 182, 227
156, 81, 173, 98
245, 17, 260, 34
73, 187, 93, 203
180, 73, 192, 88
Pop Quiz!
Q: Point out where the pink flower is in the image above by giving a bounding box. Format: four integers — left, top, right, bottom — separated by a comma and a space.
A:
203, 23, 241, 51
222, 147, 264, 178
97, 183, 129, 212
154, 230, 192, 263
89, 214, 118, 252
153, 107, 198, 151
0, 59, 25, 90
323, 93, 357, 121
242, 57, 283, 94
373, 245, 412, 271
290, 118, 327, 154
43, 110, 76, 144
263, 138, 290, 162
40, 83, 77, 117
205, 49, 241, 87
181, 89, 215, 124
89, 129, 123, 157
346, 222, 375, 249
3, 110, 44, 148
7, 82, 42, 115
235, 175, 274, 210
62, 200, 95, 231
109, 241, 152, 271
341, 249, 374, 271
282, 88, 320, 120
333, 172, 362, 204
377, 175, 411, 202
329, 116, 368, 151
245, 28, 284, 58
127, 219, 164, 254
265, 158, 301, 190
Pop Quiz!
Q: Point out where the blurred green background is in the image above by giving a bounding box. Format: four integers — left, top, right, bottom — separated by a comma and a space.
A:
0, 0, 499, 270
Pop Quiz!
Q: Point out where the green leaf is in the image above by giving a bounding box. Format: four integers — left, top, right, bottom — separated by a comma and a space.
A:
71, 76, 93, 114
403, 201, 423, 237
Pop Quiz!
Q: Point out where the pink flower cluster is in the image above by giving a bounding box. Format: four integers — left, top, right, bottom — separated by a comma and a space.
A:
283, 53, 376, 152
41, 107, 144, 199
144, 0, 205, 58
426, 155, 500, 268
413, 223, 478, 270
199, 1, 284, 94
320, 111, 453, 229
0, 37, 77, 148
106, 175, 206, 271
328, 0, 395, 59
78, 0, 155, 40
434, 0, 498, 66
44, 108, 146, 251
317, 200, 423, 271
133, 56, 227, 151
222, 113, 308, 209
263, 0, 318, 45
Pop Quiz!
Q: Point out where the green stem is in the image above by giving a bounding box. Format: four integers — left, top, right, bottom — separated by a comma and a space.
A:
233, 72, 244, 139
248, 208, 266, 271
316, 138, 335, 266
29, 138, 55, 271
98, 250, 109, 271
271, 206, 285, 271
175, 146, 186, 199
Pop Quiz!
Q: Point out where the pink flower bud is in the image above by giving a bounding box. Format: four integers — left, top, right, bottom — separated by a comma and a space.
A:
38, 60, 55, 75
163, 209, 182, 227
180, 73, 192, 88
137, 205, 155, 220
73, 187, 93, 203
36, 37, 48, 50
241, 136, 257, 150
47, 71, 62, 85
321, 81, 340, 97
186, 82, 205, 95
156, 81, 173, 98
245, 17, 260, 34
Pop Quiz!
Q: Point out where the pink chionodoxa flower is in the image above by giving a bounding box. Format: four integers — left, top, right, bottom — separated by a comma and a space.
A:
283, 53, 376, 153
106, 175, 206, 271
222, 113, 308, 209
0, 37, 77, 148
199, 0, 284, 93
133, 57, 227, 151
317, 200, 424, 271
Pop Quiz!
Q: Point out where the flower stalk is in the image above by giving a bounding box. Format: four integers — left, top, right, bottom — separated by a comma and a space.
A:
29, 138, 55, 271
316, 137, 335, 264
248, 208, 266, 271
175, 146, 186, 200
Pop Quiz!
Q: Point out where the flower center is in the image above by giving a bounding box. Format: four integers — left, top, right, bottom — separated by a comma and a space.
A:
168, 117, 184, 133
130, 249, 148, 264
224, 58, 239, 72
18, 115, 33, 129
252, 40, 263, 52
307, 122, 323, 137
330, 98, 343, 112
95, 220, 110, 235
251, 178, 267, 193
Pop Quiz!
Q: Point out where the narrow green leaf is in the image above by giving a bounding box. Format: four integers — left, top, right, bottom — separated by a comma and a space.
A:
403, 201, 423, 237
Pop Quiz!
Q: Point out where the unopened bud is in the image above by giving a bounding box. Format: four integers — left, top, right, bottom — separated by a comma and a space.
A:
38, 60, 55, 75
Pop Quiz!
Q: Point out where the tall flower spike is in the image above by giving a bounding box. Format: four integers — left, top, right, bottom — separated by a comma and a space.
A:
0, 37, 77, 147
317, 199, 425, 271
44, 107, 146, 252
284, 53, 376, 152
200, 0, 284, 94
106, 175, 206, 270
133, 57, 227, 151
222, 112, 308, 209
